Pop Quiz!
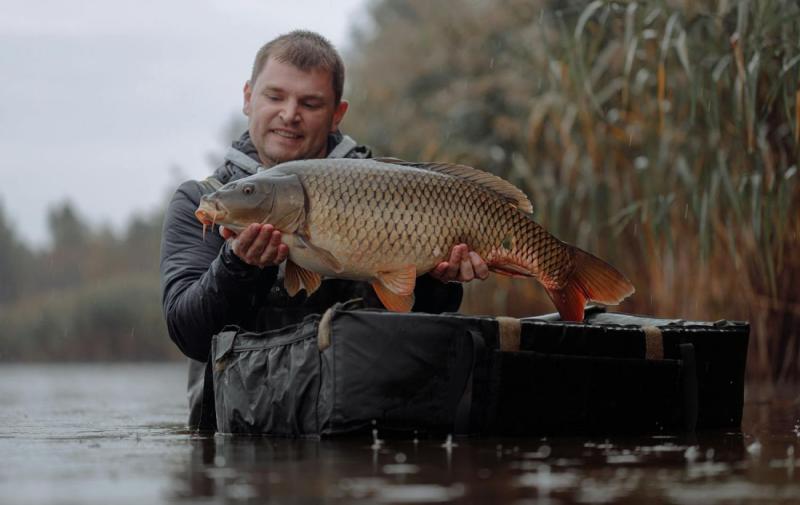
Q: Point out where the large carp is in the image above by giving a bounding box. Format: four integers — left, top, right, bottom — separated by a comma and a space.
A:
195, 158, 634, 320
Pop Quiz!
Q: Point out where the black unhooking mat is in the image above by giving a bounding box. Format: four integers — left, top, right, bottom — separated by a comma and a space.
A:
208, 305, 749, 437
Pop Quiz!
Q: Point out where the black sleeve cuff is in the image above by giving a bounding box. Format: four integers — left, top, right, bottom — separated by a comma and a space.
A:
219, 240, 263, 279
413, 274, 463, 313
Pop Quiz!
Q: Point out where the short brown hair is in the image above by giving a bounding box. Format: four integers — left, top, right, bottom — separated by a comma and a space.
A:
250, 30, 345, 104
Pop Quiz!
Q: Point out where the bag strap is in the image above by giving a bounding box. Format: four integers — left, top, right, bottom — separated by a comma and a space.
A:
644, 325, 665, 360
197, 356, 218, 432
317, 299, 367, 351
496, 316, 521, 351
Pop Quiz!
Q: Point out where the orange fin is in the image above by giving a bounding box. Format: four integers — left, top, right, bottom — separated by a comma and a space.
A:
489, 263, 533, 278
545, 284, 588, 322
546, 247, 635, 322
375, 265, 417, 296
284, 259, 322, 297
371, 281, 415, 312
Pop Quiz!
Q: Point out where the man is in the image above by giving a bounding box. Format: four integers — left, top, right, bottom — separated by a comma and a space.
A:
160, 30, 487, 430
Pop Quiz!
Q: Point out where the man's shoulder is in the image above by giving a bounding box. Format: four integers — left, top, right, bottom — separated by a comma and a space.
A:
166, 177, 223, 223
173, 166, 233, 199
170, 179, 206, 203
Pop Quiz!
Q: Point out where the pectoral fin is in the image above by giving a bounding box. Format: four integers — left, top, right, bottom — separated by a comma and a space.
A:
296, 234, 344, 274
371, 265, 417, 312
376, 265, 417, 295
371, 282, 415, 312
284, 259, 322, 297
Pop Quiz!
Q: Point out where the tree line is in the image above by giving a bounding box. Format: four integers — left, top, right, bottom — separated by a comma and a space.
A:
0, 201, 180, 361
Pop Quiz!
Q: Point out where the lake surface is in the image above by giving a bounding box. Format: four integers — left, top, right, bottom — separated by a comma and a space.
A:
0, 363, 798, 504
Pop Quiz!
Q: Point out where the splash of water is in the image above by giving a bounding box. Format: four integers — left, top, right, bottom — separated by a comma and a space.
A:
441, 434, 458, 451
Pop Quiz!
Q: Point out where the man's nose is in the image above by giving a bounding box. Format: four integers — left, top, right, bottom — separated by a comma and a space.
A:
279, 100, 299, 123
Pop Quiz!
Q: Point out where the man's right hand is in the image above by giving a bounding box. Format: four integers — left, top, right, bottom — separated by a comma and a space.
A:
221, 223, 289, 268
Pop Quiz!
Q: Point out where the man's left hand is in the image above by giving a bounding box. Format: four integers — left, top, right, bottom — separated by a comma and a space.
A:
429, 244, 489, 283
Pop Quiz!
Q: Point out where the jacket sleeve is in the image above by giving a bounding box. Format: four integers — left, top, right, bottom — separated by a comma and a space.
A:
159, 181, 277, 361
413, 274, 463, 313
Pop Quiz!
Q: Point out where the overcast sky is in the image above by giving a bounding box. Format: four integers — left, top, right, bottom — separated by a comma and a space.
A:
0, 0, 369, 247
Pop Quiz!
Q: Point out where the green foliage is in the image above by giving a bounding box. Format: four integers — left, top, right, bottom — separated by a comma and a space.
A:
346, 0, 800, 381
48, 202, 88, 251
0, 274, 179, 362
0, 201, 32, 304
0, 199, 171, 361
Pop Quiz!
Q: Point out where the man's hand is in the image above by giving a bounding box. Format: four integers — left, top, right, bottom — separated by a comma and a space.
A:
429, 244, 489, 283
221, 223, 289, 268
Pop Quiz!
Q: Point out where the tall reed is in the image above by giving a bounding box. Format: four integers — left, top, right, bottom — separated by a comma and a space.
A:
345, 0, 800, 384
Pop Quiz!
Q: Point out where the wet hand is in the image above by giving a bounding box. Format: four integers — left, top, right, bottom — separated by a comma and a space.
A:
221, 223, 289, 268
430, 244, 489, 283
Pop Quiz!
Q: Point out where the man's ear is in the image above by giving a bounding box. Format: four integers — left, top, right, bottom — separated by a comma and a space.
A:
243, 81, 252, 116
330, 100, 349, 132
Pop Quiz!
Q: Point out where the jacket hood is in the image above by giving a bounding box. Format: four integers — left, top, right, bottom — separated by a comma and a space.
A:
212, 130, 371, 185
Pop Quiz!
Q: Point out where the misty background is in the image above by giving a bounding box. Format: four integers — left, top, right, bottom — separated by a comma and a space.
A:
0, 0, 368, 247
1, 0, 798, 388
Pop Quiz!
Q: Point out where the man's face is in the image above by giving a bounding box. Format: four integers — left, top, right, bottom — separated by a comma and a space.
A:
243, 57, 348, 166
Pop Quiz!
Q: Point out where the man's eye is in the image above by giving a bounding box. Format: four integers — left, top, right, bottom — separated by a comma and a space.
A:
303, 102, 321, 109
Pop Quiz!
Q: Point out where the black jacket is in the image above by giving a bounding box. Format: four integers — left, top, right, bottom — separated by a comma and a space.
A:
160, 131, 463, 427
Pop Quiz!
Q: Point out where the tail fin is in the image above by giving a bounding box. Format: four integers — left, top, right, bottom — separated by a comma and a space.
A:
545, 247, 635, 322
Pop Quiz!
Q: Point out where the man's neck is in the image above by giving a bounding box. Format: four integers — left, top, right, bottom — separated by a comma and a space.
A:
258, 156, 278, 169
257, 149, 328, 169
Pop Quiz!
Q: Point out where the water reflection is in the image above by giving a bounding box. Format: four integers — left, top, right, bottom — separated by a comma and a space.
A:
1, 364, 799, 504
165, 420, 800, 504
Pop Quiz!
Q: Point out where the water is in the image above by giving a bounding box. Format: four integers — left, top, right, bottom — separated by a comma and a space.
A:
1, 364, 799, 504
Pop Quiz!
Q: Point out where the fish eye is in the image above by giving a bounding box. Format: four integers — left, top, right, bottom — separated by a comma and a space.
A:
242, 184, 254, 195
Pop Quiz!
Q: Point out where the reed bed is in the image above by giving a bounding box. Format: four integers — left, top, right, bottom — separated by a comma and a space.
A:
345, 0, 800, 384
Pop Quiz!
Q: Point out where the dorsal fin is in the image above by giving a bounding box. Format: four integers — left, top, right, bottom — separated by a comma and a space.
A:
374, 157, 533, 214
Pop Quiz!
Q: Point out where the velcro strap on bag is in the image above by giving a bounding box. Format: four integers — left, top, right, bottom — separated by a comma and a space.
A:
643, 325, 664, 360
318, 307, 334, 351
496, 316, 521, 351
317, 299, 366, 351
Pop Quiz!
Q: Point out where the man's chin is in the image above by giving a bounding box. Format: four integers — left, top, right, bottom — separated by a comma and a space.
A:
263, 145, 304, 165
259, 138, 325, 164
256, 152, 290, 167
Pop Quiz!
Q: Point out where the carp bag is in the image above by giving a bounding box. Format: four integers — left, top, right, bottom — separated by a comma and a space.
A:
205, 305, 748, 437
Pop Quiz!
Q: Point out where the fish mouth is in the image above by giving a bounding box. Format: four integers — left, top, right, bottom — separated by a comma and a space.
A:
195, 200, 229, 226
195, 198, 231, 240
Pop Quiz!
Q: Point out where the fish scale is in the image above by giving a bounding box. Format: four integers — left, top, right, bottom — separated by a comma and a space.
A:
290, 159, 570, 286
195, 157, 635, 320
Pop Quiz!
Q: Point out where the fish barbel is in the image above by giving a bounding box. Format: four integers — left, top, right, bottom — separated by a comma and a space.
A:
195, 158, 634, 320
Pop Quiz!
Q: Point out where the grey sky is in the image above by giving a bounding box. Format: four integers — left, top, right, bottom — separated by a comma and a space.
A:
0, 0, 368, 246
